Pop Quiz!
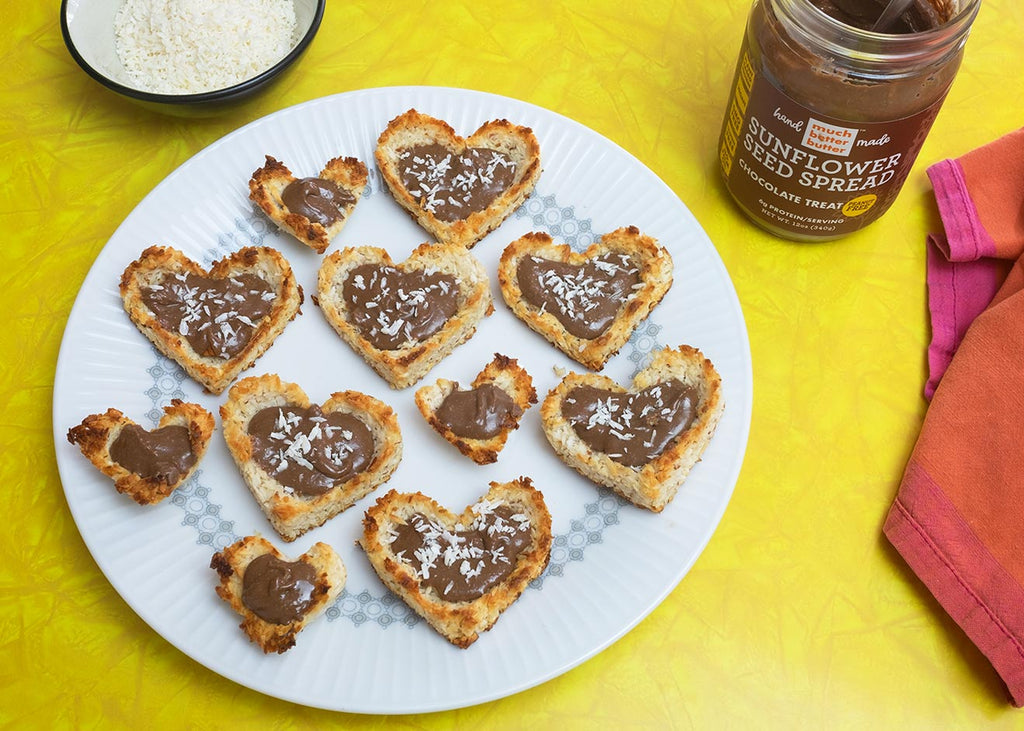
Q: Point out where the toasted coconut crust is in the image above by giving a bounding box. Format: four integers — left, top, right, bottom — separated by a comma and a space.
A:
249, 154, 368, 254
119, 245, 303, 395
497, 227, 673, 370
66, 400, 214, 505
220, 374, 403, 542
210, 535, 346, 654
316, 241, 493, 390
375, 109, 541, 248
359, 477, 552, 648
414, 353, 536, 464
540, 345, 724, 512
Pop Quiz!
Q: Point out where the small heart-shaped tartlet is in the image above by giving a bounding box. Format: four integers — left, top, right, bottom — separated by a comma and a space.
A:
221, 374, 403, 541
541, 345, 724, 512
375, 109, 542, 248
210, 535, 346, 654
415, 353, 536, 465
360, 477, 552, 648
249, 154, 368, 254
317, 241, 493, 389
120, 246, 303, 395
498, 227, 674, 370
66, 400, 214, 505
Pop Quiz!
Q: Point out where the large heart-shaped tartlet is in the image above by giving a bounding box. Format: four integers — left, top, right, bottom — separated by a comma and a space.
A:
316, 241, 493, 389
375, 109, 541, 248
120, 245, 302, 395
66, 400, 214, 505
360, 477, 552, 648
210, 534, 346, 654
498, 227, 674, 370
541, 345, 724, 512
249, 154, 368, 254
221, 373, 403, 541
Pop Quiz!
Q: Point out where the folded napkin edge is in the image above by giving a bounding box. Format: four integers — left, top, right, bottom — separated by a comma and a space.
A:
926, 158, 999, 262
885, 461, 1024, 707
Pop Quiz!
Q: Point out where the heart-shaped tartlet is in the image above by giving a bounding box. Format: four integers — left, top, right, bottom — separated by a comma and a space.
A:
360, 477, 552, 648
210, 535, 346, 654
66, 400, 214, 505
414, 353, 536, 465
541, 345, 724, 512
120, 246, 302, 395
249, 154, 368, 254
375, 109, 541, 248
316, 241, 493, 389
221, 374, 403, 541
498, 227, 674, 370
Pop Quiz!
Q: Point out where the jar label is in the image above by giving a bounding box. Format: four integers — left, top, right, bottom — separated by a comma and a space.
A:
719, 44, 946, 239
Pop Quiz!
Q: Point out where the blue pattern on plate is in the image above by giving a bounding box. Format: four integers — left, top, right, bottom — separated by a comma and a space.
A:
149, 190, 662, 628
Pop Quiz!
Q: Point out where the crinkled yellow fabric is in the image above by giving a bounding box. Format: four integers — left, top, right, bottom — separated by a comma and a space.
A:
4, 1, 1024, 727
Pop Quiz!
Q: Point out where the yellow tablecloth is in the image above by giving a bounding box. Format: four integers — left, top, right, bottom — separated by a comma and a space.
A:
4, 1, 1024, 727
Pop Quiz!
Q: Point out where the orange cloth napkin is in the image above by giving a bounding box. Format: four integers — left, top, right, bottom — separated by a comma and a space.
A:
884, 126, 1024, 706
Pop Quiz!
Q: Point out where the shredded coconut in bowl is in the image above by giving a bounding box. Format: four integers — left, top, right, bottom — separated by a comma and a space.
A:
114, 0, 298, 95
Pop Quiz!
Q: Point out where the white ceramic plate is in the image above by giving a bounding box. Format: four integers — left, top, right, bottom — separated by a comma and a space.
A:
52, 86, 751, 713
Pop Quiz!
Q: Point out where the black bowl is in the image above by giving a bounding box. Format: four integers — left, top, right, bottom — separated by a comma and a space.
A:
60, 0, 325, 115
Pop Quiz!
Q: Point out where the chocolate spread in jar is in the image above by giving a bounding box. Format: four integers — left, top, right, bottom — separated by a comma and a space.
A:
281, 177, 355, 227
561, 379, 699, 468
342, 263, 460, 350
141, 272, 275, 359
109, 423, 195, 483
397, 143, 517, 222
388, 504, 532, 602
241, 553, 318, 625
718, 0, 977, 240
517, 253, 640, 339
808, 0, 945, 32
435, 383, 522, 440
247, 405, 375, 496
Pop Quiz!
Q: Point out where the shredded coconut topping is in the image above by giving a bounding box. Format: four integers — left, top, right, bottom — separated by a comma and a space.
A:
397, 144, 517, 223
386, 501, 533, 601
114, 0, 298, 94
530, 253, 637, 319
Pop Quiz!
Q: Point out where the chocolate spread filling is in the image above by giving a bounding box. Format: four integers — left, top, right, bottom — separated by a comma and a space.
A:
247, 405, 375, 496
109, 423, 195, 483
141, 271, 275, 359
388, 504, 532, 603
435, 383, 522, 440
241, 553, 318, 625
809, 0, 945, 33
342, 263, 460, 350
281, 177, 355, 227
754, 0, 957, 122
517, 253, 641, 339
561, 379, 700, 468
397, 143, 517, 222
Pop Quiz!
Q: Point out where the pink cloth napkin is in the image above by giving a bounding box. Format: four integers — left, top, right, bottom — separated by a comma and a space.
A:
885, 126, 1024, 707
923, 127, 1024, 398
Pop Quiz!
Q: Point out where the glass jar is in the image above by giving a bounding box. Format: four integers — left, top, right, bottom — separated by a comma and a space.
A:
717, 0, 980, 241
